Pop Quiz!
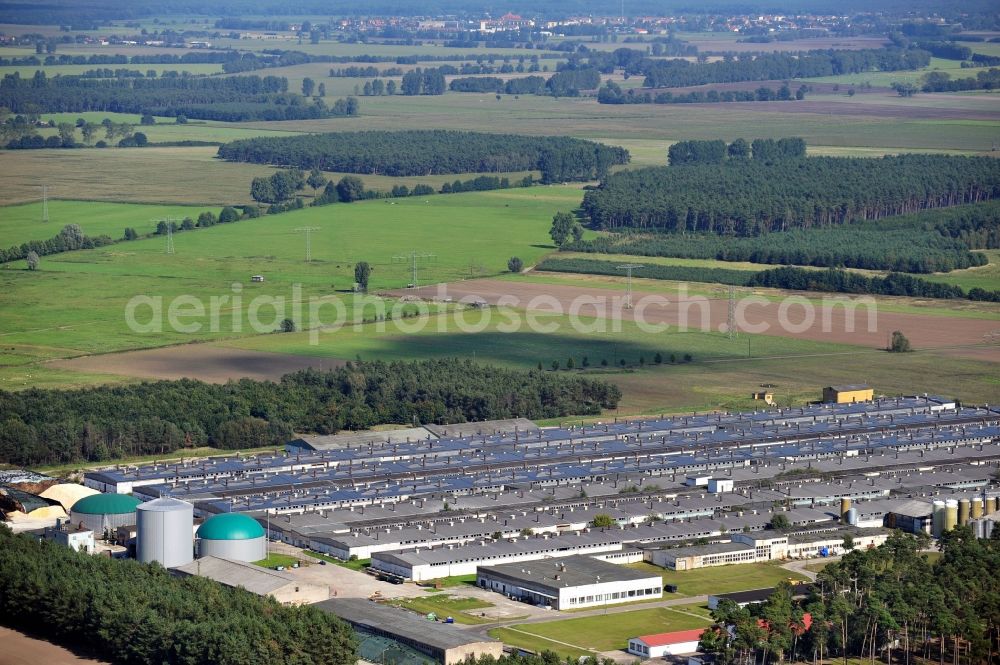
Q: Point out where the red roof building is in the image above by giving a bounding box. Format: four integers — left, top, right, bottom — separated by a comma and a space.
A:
629, 629, 706, 657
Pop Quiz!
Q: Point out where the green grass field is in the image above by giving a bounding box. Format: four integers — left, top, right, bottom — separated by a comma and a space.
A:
391, 595, 494, 625
625, 561, 807, 597
253, 553, 303, 569
921, 250, 1000, 292
504, 606, 712, 653
1, 200, 207, 245
0, 188, 579, 360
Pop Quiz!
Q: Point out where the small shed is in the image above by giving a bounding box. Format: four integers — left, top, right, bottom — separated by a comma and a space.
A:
629, 629, 706, 658
823, 385, 873, 404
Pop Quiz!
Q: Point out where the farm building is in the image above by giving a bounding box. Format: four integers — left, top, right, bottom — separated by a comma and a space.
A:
628, 629, 706, 658
823, 385, 874, 404
196, 512, 267, 562
173, 556, 327, 605
476, 554, 662, 610
708, 585, 809, 611
317, 598, 504, 665
42, 521, 95, 553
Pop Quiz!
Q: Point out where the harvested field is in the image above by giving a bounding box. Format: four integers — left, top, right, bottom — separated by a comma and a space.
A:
0, 626, 110, 665
389, 278, 1000, 360
648, 99, 1000, 121
686, 35, 890, 54
52, 345, 345, 383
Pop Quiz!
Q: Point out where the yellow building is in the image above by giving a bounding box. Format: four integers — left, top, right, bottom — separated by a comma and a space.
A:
823, 384, 874, 404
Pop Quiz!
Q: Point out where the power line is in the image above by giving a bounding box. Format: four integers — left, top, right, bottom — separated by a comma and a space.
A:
392, 251, 435, 288
727, 285, 738, 339
616, 264, 642, 309
294, 226, 320, 262
151, 217, 182, 255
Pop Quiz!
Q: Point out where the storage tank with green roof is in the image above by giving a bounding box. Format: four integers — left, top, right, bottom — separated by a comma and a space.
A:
196, 512, 266, 562
70, 493, 141, 532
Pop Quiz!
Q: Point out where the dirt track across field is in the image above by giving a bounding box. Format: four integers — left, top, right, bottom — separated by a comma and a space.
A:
0, 626, 109, 665
51, 345, 345, 383
389, 278, 1000, 360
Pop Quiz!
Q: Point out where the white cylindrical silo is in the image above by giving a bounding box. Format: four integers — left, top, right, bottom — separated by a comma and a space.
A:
846, 508, 858, 526
137, 497, 194, 568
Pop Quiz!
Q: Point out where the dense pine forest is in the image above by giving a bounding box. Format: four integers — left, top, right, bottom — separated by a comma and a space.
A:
565, 201, 1000, 273
0, 528, 357, 665
581, 155, 1000, 235
700, 530, 1000, 665
0, 72, 356, 121
0, 359, 622, 466
217, 130, 629, 181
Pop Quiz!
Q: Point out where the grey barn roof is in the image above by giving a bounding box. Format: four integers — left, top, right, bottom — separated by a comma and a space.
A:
478, 554, 659, 589
316, 598, 499, 651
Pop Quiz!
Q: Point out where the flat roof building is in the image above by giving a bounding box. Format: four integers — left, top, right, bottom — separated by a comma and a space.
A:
476, 554, 662, 610
172, 556, 328, 605
823, 385, 874, 404
316, 598, 503, 665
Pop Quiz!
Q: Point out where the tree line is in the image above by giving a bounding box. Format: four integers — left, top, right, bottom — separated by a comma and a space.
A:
0, 359, 622, 466
564, 201, 999, 274
667, 137, 806, 165
218, 130, 629, 182
581, 155, 1000, 236
700, 530, 1000, 665
640, 47, 931, 88
746, 266, 1000, 302
536, 258, 1000, 302
597, 80, 809, 105
0, 527, 358, 665
922, 68, 1000, 92
537, 257, 757, 286
0, 71, 356, 122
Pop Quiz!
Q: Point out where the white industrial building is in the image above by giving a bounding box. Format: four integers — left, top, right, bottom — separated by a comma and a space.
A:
476, 555, 662, 610
42, 522, 95, 553
370, 531, 624, 581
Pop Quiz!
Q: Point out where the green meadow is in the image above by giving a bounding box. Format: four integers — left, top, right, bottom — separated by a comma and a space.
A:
0, 187, 581, 358
1, 200, 206, 245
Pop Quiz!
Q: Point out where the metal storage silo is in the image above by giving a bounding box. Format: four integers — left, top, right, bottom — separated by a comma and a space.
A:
70, 494, 141, 533
986, 497, 998, 515
971, 498, 984, 520
932, 500, 946, 538
137, 497, 194, 568
840, 498, 852, 524
196, 513, 267, 562
846, 508, 858, 526
944, 499, 959, 532
958, 499, 970, 526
